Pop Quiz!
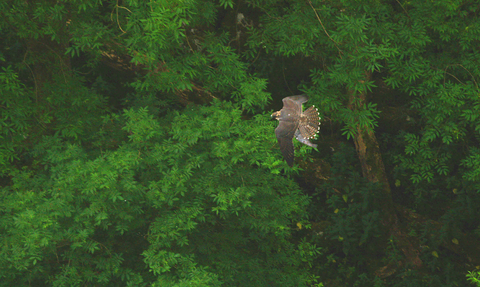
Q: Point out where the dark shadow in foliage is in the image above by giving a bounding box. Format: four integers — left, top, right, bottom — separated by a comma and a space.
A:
306, 143, 383, 285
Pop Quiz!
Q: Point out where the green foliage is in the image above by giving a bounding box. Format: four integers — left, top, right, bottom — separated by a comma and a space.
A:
0, 66, 32, 174
467, 270, 480, 286
0, 104, 316, 285
245, 0, 480, 285
320, 144, 381, 256
3, 0, 480, 285
309, 144, 382, 285
0, 0, 322, 285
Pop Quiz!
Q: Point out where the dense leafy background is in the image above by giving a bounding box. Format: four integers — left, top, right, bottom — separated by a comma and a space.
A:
2, 0, 480, 286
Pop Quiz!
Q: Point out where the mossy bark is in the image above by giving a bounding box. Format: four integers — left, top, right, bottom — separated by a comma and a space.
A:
348, 80, 423, 271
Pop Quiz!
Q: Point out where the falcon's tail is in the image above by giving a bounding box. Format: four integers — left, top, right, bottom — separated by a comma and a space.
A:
295, 130, 318, 148
299, 106, 320, 139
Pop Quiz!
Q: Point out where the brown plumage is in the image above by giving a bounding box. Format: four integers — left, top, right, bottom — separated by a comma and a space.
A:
271, 95, 320, 166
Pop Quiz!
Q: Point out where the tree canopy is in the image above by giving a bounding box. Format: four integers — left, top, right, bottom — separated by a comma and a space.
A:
2, 0, 480, 286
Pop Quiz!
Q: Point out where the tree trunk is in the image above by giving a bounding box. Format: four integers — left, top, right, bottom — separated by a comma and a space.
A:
348, 77, 423, 270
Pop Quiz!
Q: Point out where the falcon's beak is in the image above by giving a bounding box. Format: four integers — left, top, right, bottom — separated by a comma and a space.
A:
271, 111, 281, 120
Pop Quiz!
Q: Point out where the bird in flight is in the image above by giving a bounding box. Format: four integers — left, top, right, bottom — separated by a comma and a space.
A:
271, 95, 320, 166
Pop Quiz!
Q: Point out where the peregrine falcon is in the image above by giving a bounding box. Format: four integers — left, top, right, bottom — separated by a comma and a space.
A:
271, 95, 320, 166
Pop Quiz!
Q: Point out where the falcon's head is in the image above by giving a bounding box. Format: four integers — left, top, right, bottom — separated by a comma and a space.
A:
271, 111, 281, 120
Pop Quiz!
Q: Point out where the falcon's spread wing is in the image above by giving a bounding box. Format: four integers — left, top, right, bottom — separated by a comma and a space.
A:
275, 120, 298, 167
282, 95, 308, 116
284, 95, 309, 105
273, 94, 318, 167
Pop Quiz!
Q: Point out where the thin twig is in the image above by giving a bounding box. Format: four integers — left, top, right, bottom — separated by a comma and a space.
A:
454, 64, 478, 89
443, 70, 464, 86
35, 41, 69, 84
23, 51, 38, 103
307, 0, 343, 58
395, 0, 410, 18
111, 0, 131, 34
247, 49, 262, 67
282, 59, 294, 95
443, 64, 479, 89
